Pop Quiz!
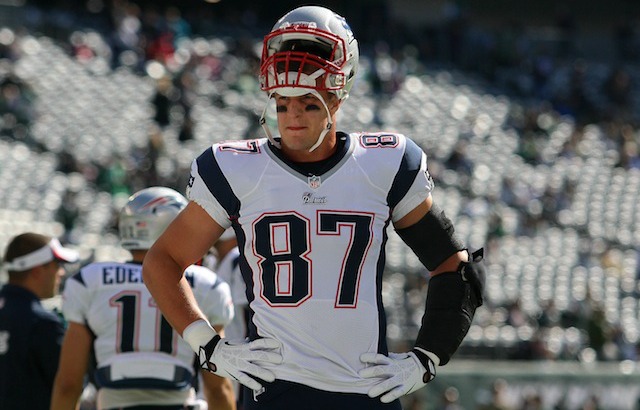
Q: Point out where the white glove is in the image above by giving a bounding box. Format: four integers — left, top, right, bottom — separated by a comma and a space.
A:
199, 335, 283, 391
359, 349, 436, 403
183, 319, 282, 391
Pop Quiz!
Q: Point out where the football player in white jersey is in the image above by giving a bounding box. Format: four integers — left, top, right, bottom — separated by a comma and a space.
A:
143, 5, 484, 410
51, 187, 236, 410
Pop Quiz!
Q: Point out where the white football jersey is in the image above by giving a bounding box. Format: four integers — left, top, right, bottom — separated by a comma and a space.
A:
215, 246, 248, 342
187, 132, 432, 393
62, 261, 233, 407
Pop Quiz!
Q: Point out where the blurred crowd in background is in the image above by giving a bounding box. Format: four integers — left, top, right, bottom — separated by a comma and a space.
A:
3, 0, 640, 398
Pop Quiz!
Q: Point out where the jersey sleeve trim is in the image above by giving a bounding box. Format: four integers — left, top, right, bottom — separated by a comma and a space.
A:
388, 138, 433, 221
61, 271, 90, 324
69, 271, 87, 287
387, 137, 424, 209
195, 147, 241, 219
393, 189, 430, 223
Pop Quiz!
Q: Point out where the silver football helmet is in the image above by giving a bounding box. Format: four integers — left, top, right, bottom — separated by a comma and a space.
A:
118, 187, 188, 250
260, 5, 359, 101
258, 6, 359, 151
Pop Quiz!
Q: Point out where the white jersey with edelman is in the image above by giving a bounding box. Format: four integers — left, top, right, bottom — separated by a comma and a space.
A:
216, 246, 249, 342
187, 132, 432, 394
62, 261, 233, 408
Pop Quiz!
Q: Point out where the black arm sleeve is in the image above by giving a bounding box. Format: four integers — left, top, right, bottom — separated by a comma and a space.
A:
414, 249, 485, 365
395, 203, 464, 271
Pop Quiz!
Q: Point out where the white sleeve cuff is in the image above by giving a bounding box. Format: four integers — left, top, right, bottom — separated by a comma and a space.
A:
414, 346, 441, 366
182, 319, 217, 353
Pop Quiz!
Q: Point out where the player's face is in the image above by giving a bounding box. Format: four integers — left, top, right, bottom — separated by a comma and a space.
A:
274, 91, 338, 159
42, 260, 64, 299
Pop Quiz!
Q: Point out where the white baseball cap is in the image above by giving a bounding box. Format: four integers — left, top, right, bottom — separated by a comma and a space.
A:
4, 238, 79, 271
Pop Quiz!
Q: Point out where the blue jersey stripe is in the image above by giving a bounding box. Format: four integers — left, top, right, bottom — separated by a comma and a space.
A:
387, 138, 423, 209
375, 218, 391, 355
196, 147, 241, 219
71, 271, 87, 287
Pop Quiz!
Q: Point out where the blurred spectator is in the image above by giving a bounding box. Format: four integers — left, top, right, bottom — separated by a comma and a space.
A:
585, 306, 609, 360
581, 394, 601, 410
619, 140, 640, 169
537, 300, 562, 328
109, 0, 142, 68
602, 67, 633, 122
552, 60, 595, 125
0, 74, 35, 135
607, 323, 637, 361
555, 4, 577, 57
505, 299, 530, 328
56, 190, 81, 240
97, 155, 129, 198
438, 386, 465, 410
151, 75, 173, 128
520, 389, 543, 410
0, 28, 21, 61
477, 378, 515, 410
178, 114, 195, 142
56, 149, 81, 174
614, 17, 638, 62
445, 140, 474, 175
511, 330, 554, 361
165, 6, 191, 46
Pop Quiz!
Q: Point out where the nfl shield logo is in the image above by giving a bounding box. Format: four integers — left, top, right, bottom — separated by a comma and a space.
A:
308, 175, 321, 189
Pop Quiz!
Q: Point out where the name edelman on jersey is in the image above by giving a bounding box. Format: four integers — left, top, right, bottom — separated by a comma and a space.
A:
102, 266, 143, 284
102, 266, 198, 286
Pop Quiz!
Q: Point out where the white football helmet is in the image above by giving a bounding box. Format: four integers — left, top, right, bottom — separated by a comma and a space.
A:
259, 6, 359, 151
118, 187, 188, 250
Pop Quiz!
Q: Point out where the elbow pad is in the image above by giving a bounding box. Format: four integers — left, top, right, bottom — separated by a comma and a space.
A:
395, 203, 464, 271
414, 249, 485, 365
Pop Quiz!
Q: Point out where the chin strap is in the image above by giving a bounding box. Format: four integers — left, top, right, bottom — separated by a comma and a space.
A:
307, 117, 332, 152
259, 102, 281, 148
260, 89, 334, 153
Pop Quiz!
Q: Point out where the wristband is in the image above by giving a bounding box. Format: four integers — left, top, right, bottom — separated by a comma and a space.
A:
182, 319, 217, 353
413, 346, 440, 366
411, 347, 437, 383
